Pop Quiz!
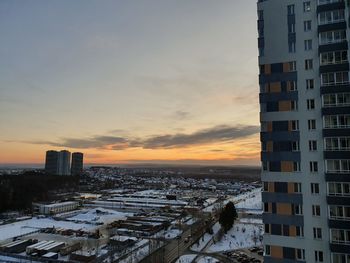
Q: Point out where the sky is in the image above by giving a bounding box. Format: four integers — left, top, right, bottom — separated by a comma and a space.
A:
0, 0, 260, 166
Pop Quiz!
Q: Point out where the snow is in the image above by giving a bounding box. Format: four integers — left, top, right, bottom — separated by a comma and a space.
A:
164, 228, 182, 239
67, 208, 132, 224
0, 217, 98, 241
232, 188, 262, 210
239, 218, 263, 224
207, 223, 263, 252
190, 222, 221, 252
175, 254, 197, 263
197, 256, 219, 263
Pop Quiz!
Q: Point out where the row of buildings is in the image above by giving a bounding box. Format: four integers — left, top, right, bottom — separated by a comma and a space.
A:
258, 0, 350, 262
45, 150, 83, 176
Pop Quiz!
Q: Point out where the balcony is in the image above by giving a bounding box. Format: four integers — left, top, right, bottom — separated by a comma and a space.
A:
319, 41, 348, 53
320, 62, 349, 74
322, 106, 350, 115
327, 195, 350, 205
318, 21, 346, 33
317, 1, 345, 13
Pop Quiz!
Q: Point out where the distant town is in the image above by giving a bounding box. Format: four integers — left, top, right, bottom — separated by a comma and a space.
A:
0, 151, 263, 263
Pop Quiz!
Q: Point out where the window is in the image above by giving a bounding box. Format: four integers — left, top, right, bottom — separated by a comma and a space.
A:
289, 41, 296, 53
264, 202, 269, 212
304, 21, 312, 31
312, 205, 321, 216
313, 227, 322, 239
328, 182, 350, 196
326, 160, 350, 173
263, 182, 269, 191
289, 81, 297, 91
320, 50, 347, 65
296, 249, 305, 260
303, 2, 311, 12
324, 115, 350, 129
296, 226, 304, 237
291, 120, 299, 131
319, 10, 345, 25
304, 39, 312, 50
292, 141, 300, 151
331, 229, 350, 244
321, 71, 349, 86
323, 93, 350, 107
289, 61, 296, 71
325, 137, 350, 151
307, 99, 315, 110
329, 205, 350, 220
294, 183, 302, 193
264, 245, 271, 256
311, 183, 320, 194
288, 23, 295, 33
319, 30, 346, 45
265, 224, 270, 233
292, 204, 303, 215
309, 140, 317, 151
288, 4, 295, 15
310, 161, 318, 172
308, 119, 316, 130
315, 250, 324, 262
293, 162, 301, 172
332, 253, 350, 263
291, 101, 298, 111
306, 79, 314, 89
305, 59, 313, 70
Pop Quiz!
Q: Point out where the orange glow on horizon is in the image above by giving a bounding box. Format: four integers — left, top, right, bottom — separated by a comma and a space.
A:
0, 135, 260, 166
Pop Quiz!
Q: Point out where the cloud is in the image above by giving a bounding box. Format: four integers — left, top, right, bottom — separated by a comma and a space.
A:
24, 124, 259, 150
141, 125, 259, 149
173, 110, 191, 120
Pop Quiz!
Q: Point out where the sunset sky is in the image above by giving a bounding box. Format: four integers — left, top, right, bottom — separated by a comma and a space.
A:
0, 0, 260, 166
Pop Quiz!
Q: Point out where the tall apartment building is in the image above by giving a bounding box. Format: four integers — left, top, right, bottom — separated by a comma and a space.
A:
45, 150, 71, 175
58, 150, 71, 176
71, 152, 84, 176
258, 0, 350, 262
45, 150, 59, 175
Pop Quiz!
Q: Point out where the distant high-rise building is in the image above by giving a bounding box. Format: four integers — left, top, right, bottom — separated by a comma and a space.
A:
58, 150, 71, 176
45, 150, 59, 175
258, 0, 350, 262
71, 152, 83, 176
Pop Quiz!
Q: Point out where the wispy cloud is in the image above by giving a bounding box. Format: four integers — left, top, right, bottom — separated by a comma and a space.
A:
22, 124, 259, 150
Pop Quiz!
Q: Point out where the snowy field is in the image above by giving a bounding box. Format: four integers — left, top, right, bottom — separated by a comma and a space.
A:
233, 188, 262, 210
191, 222, 221, 252
207, 222, 263, 252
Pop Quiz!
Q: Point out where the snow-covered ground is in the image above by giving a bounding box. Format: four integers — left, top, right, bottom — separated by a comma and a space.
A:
190, 222, 221, 252
197, 256, 219, 263
233, 188, 262, 210
207, 223, 263, 252
175, 254, 197, 263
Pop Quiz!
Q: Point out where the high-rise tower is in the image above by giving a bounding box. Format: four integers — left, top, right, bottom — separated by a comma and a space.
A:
58, 150, 71, 176
71, 152, 83, 176
258, 0, 350, 262
45, 150, 59, 175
